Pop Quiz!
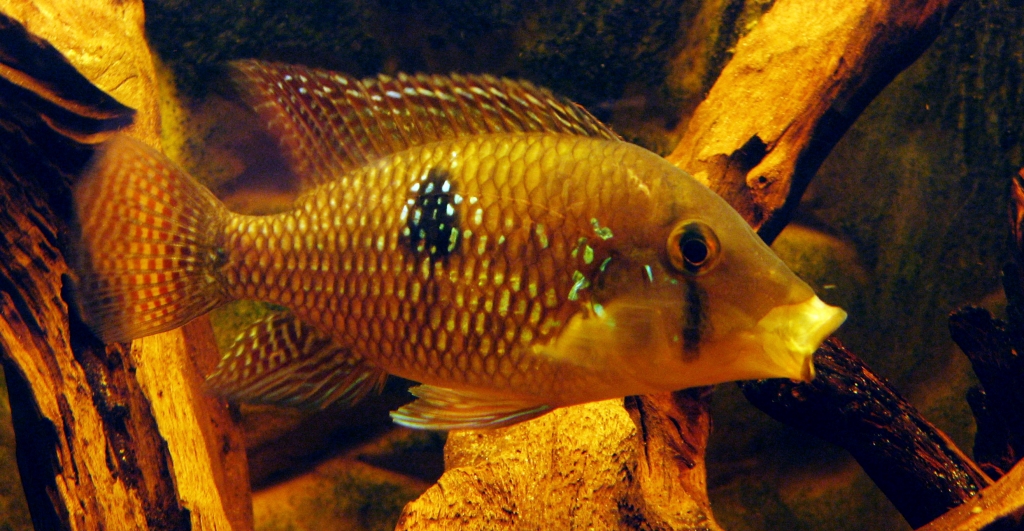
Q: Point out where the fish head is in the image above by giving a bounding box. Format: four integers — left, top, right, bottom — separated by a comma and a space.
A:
576, 165, 846, 393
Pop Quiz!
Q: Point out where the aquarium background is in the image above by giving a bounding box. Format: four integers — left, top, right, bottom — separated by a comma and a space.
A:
1, 0, 1022, 529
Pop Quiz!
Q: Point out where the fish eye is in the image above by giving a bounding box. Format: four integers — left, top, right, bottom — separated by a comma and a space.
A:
667, 221, 720, 275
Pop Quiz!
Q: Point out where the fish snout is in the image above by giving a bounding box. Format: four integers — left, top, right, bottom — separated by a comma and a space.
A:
754, 295, 847, 382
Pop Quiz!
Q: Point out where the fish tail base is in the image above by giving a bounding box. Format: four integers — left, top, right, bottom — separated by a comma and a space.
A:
72, 134, 230, 342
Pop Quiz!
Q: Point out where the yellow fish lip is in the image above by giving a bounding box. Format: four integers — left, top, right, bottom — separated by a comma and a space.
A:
754, 295, 847, 382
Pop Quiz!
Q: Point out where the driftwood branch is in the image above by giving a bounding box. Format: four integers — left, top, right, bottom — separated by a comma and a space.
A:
667, 0, 966, 243
665, 0, 1007, 528
949, 299, 1024, 480
740, 339, 992, 528
949, 169, 1024, 478
919, 168, 1024, 530
398, 392, 720, 531
0, 4, 251, 530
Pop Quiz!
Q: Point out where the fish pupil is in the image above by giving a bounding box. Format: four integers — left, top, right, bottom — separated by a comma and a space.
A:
681, 238, 708, 266
405, 168, 459, 258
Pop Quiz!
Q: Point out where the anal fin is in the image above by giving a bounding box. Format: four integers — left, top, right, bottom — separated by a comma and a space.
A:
206, 311, 386, 409
390, 385, 552, 430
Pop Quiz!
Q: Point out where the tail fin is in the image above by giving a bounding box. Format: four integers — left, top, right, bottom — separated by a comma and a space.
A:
72, 134, 231, 342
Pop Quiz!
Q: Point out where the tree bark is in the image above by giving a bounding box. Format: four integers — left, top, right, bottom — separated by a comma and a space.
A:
918, 458, 1024, 531
398, 392, 721, 531
0, 3, 252, 530
740, 339, 992, 528
667, 0, 966, 243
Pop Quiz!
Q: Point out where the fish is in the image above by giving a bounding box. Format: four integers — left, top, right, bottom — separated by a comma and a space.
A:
71, 60, 847, 430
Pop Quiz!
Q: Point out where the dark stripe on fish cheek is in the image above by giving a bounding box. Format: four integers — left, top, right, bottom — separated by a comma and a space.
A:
404, 167, 461, 260
682, 279, 708, 359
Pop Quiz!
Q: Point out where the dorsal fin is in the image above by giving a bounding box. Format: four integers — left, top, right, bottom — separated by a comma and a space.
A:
228, 59, 620, 189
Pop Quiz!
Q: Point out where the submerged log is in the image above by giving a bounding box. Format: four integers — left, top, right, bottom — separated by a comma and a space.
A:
0, 4, 251, 530
740, 339, 992, 528
949, 303, 1024, 480
667, 0, 966, 243
919, 458, 1024, 531
398, 392, 720, 531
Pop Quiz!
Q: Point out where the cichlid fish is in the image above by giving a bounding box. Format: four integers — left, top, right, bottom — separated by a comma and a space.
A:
72, 60, 846, 430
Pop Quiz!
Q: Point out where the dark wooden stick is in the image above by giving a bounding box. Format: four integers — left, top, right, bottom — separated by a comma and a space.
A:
949, 303, 1024, 480
740, 338, 992, 529
946, 170, 1024, 480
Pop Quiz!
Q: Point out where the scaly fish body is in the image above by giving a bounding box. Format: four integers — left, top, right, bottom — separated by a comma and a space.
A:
223, 132, 631, 404
73, 62, 846, 429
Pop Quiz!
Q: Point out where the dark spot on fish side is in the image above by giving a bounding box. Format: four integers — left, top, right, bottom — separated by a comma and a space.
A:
404, 168, 460, 259
683, 279, 708, 358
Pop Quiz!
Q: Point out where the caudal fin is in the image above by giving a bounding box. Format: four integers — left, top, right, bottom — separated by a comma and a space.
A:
72, 134, 230, 342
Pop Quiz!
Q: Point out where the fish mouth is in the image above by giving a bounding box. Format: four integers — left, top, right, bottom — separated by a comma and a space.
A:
752, 295, 847, 382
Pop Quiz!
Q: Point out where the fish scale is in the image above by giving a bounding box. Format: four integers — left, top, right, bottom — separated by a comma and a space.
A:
217, 132, 628, 400
73, 61, 846, 429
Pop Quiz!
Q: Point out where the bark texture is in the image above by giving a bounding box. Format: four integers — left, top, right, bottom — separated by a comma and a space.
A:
740, 339, 992, 528
919, 459, 1024, 531
0, 3, 251, 530
398, 392, 721, 531
667, 0, 966, 243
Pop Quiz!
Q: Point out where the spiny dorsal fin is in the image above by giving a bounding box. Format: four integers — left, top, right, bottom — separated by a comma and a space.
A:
229, 60, 620, 189
206, 311, 387, 409
390, 385, 552, 430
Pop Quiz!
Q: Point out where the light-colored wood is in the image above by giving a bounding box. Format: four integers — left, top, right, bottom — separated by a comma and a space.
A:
0, 276, 152, 530
397, 394, 721, 531
1, 0, 159, 146
919, 458, 1024, 531
133, 321, 253, 531
0, 1, 251, 529
668, 0, 965, 238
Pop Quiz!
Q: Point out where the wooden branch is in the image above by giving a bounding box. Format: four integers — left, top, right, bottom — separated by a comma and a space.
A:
0, 4, 251, 529
919, 458, 1024, 531
944, 168, 1024, 482
667, 0, 966, 243
740, 338, 992, 528
665, 0, 999, 527
909, 174, 1024, 530
397, 392, 722, 531
949, 303, 1024, 479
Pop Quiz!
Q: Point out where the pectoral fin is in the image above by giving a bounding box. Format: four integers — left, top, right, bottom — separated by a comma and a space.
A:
206, 311, 386, 409
390, 385, 552, 430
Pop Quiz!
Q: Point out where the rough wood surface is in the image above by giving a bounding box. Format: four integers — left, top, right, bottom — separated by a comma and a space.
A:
949, 303, 1024, 480
398, 391, 721, 531
667, 0, 966, 243
919, 458, 1024, 531
0, 3, 252, 530
740, 338, 992, 528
